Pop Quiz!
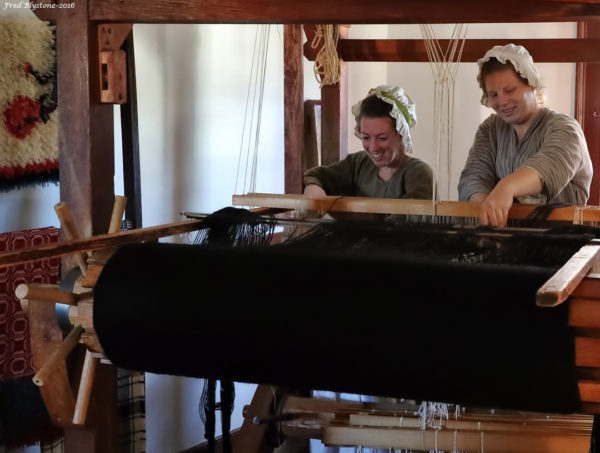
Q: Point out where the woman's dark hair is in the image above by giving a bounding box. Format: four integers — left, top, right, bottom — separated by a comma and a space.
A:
358, 94, 395, 129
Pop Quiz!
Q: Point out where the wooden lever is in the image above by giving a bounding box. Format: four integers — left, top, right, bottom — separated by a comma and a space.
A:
33, 325, 84, 387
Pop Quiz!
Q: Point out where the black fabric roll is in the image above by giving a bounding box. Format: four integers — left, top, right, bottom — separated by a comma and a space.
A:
94, 238, 579, 414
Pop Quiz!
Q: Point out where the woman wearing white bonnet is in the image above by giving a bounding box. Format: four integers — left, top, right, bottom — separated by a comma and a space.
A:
458, 43, 593, 227
304, 85, 433, 200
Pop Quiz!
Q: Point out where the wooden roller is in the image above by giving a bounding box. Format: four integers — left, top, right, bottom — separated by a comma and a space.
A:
71, 195, 127, 425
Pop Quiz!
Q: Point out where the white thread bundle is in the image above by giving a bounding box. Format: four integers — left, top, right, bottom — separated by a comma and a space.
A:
311, 24, 341, 87
420, 24, 468, 203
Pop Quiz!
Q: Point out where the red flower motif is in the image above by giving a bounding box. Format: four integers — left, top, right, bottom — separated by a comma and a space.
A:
3, 96, 41, 139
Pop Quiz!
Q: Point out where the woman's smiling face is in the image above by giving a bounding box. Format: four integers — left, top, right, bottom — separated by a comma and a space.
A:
484, 68, 539, 127
359, 116, 404, 168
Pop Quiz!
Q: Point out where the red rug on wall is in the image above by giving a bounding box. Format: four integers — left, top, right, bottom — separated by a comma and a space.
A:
0, 18, 58, 191
0, 226, 60, 380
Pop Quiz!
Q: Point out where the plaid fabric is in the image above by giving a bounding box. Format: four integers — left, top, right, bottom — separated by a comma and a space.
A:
118, 369, 146, 453
39, 369, 147, 453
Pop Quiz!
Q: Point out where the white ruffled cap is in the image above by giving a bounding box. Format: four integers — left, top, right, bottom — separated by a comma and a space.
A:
351, 85, 417, 153
477, 43, 545, 107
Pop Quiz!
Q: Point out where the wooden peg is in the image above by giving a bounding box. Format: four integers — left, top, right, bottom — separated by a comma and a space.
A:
73, 349, 99, 425
108, 195, 127, 234
15, 283, 78, 306
53, 202, 88, 276
33, 325, 84, 387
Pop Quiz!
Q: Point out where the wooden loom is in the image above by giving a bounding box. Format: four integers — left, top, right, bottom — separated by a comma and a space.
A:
3, 194, 600, 453
16, 0, 600, 451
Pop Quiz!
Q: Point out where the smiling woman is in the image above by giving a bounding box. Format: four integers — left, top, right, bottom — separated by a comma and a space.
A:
303, 85, 433, 200
458, 43, 593, 227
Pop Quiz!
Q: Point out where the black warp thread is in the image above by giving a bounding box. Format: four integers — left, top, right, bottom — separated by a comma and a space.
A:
193, 207, 276, 247
94, 207, 598, 416
194, 207, 267, 453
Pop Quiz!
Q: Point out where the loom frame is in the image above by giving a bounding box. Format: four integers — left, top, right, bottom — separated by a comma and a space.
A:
23, 1, 600, 452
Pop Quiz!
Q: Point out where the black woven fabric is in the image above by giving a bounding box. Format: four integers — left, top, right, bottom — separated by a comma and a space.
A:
93, 217, 593, 414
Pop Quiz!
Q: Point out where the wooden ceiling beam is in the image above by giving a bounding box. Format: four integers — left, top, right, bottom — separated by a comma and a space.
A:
303, 38, 600, 62
89, 0, 600, 24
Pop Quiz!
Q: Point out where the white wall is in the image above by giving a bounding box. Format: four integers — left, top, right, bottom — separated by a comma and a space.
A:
123, 23, 322, 453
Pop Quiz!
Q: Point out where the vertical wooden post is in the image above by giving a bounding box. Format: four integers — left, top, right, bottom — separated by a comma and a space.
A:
576, 20, 600, 206
57, 0, 118, 451
57, 0, 115, 237
320, 25, 348, 165
284, 24, 304, 194
120, 31, 143, 229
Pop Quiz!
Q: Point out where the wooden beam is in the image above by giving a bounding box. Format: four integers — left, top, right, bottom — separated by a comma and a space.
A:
576, 21, 600, 205
98, 24, 132, 104
28, 300, 76, 426
570, 297, 600, 327
30, 0, 57, 21
320, 26, 349, 165
303, 100, 321, 171
120, 31, 144, 229
232, 385, 275, 453
232, 193, 600, 221
284, 24, 304, 194
0, 219, 204, 269
576, 337, 600, 367
89, 0, 600, 24
322, 425, 591, 453
536, 243, 600, 307
304, 38, 600, 62
57, 1, 118, 449
57, 0, 115, 237
572, 273, 600, 298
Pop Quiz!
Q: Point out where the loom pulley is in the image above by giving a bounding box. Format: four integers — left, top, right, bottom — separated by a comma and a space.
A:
13, 196, 128, 427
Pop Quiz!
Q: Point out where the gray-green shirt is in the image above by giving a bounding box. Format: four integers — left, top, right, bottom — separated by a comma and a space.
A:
458, 108, 593, 205
303, 151, 433, 199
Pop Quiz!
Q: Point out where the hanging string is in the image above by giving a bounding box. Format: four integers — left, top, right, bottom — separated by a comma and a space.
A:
311, 24, 341, 87
235, 24, 271, 196
420, 24, 468, 204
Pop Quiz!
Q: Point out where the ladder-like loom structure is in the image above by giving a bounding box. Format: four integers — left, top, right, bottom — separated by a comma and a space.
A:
17, 0, 600, 451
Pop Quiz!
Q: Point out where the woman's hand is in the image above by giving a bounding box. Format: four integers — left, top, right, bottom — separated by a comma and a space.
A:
476, 167, 543, 227
479, 185, 513, 227
303, 184, 327, 198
